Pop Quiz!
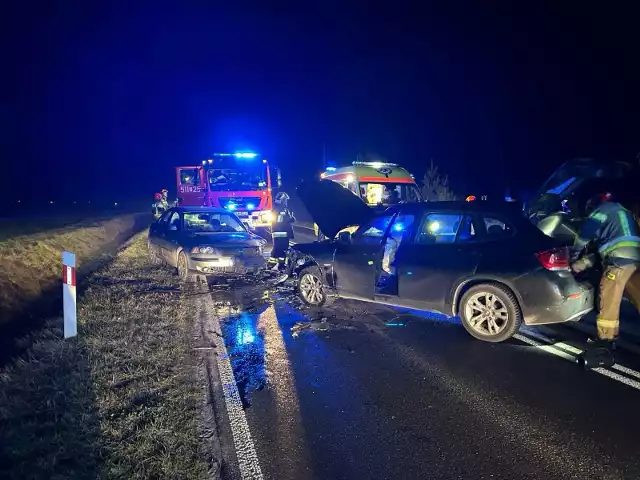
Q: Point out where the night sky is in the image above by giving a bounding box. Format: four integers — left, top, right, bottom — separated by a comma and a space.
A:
2, 3, 638, 206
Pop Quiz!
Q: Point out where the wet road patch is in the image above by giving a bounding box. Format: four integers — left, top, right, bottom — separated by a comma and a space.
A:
219, 307, 268, 408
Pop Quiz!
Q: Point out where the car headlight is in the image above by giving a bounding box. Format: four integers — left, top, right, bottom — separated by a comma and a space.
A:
191, 246, 218, 254
260, 210, 274, 223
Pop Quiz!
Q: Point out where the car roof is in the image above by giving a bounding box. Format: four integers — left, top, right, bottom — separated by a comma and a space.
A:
387, 201, 527, 220
173, 206, 229, 214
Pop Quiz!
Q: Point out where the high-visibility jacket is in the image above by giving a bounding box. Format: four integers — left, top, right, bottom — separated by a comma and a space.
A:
574, 202, 640, 264
273, 204, 295, 238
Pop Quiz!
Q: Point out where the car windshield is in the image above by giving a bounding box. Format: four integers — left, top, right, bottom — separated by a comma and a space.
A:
183, 212, 246, 233
207, 168, 267, 192
358, 182, 421, 206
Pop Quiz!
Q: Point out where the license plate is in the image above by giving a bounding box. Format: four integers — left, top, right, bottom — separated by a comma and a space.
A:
236, 212, 249, 217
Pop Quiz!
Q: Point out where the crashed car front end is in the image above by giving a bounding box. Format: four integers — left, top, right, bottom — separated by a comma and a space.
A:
188, 244, 266, 276
286, 244, 336, 288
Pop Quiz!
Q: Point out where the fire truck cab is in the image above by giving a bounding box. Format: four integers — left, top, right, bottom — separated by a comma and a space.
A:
314, 161, 423, 239
176, 152, 281, 233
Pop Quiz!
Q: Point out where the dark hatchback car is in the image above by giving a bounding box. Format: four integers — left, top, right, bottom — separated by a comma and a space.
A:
148, 207, 267, 281
287, 179, 594, 342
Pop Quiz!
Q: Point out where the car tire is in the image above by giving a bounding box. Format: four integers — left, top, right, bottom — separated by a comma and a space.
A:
459, 283, 522, 343
148, 243, 162, 265
176, 251, 193, 282
298, 266, 333, 307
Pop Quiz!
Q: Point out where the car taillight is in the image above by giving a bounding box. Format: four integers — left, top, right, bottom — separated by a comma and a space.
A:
536, 247, 570, 271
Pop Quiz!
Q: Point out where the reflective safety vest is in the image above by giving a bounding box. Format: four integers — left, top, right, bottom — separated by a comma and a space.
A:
575, 202, 640, 261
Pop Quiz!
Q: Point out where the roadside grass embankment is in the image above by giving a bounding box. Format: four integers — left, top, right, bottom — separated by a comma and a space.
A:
0, 214, 149, 361
0, 232, 212, 479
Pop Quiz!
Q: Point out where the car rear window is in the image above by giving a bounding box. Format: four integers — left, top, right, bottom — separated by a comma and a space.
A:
483, 217, 515, 239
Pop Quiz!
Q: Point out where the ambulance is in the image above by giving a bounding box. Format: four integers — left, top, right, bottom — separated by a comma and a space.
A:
314, 161, 423, 239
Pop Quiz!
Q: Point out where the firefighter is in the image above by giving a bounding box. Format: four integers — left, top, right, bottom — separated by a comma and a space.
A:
160, 189, 170, 209
270, 192, 295, 270
152, 193, 163, 219
571, 192, 640, 367
159, 188, 179, 208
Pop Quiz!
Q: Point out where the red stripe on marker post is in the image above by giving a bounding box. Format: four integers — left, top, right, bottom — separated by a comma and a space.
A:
62, 265, 77, 287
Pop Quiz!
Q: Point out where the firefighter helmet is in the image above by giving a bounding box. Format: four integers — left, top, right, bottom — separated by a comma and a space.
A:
161, 189, 168, 194
275, 192, 290, 205
465, 195, 476, 202
586, 191, 613, 215
154, 193, 162, 200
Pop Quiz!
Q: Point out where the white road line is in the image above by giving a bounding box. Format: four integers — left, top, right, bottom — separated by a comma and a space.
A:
514, 333, 576, 361
563, 321, 640, 356
514, 331, 640, 392
522, 327, 640, 381
204, 296, 264, 480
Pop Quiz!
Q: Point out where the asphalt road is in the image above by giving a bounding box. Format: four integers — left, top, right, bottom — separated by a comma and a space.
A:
211, 226, 640, 480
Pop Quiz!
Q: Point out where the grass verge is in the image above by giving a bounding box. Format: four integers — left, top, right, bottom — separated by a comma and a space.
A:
0, 232, 211, 479
0, 214, 147, 323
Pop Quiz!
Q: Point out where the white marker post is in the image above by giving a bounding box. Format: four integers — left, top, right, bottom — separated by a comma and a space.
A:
62, 251, 77, 338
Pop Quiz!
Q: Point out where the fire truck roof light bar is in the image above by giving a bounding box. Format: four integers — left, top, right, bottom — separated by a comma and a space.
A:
213, 152, 259, 159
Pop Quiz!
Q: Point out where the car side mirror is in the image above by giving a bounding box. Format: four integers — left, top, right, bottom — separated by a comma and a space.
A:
338, 231, 352, 243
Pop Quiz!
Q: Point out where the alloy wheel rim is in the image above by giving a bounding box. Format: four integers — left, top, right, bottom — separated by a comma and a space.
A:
300, 273, 324, 305
464, 292, 509, 336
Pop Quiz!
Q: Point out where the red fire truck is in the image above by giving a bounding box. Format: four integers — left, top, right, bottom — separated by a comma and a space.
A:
175, 152, 281, 233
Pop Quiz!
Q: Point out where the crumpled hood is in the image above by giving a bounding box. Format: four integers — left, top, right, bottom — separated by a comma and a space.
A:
296, 179, 374, 239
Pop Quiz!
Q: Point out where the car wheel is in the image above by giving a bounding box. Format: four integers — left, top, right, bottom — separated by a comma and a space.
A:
176, 251, 193, 282
459, 283, 522, 342
298, 267, 333, 307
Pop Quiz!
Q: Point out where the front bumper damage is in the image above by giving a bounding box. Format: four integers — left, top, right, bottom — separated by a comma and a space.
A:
188, 253, 266, 276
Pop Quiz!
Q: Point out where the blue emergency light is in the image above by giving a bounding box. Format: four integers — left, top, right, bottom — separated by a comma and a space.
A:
213, 152, 259, 159
326, 166, 337, 172
247, 203, 255, 210
227, 203, 237, 211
